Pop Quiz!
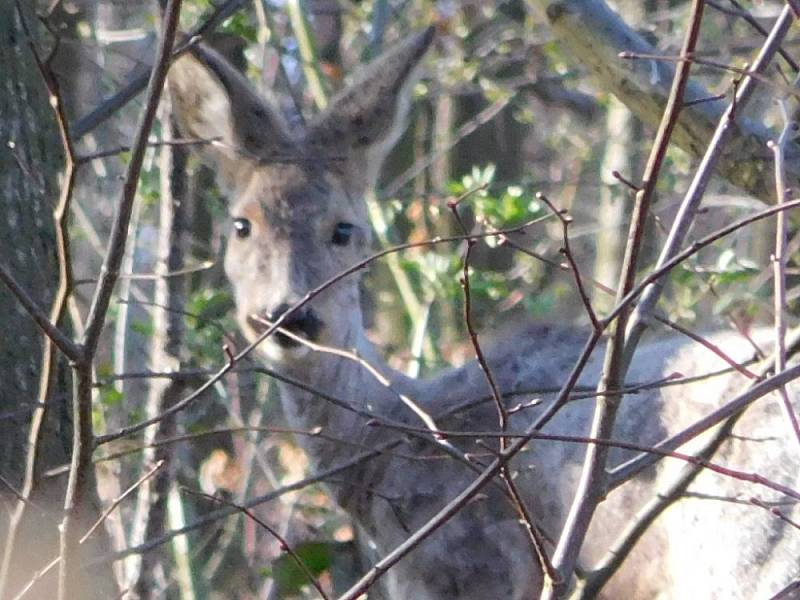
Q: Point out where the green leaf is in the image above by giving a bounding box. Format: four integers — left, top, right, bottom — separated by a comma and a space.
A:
272, 541, 334, 595
100, 387, 124, 408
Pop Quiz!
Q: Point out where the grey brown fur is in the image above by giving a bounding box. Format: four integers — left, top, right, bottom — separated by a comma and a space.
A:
169, 29, 800, 599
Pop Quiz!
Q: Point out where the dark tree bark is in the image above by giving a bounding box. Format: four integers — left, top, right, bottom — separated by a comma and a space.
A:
0, 4, 116, 598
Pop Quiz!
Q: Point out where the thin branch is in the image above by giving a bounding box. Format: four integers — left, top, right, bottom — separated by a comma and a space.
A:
341, 192, 800, 600
383, 96, 512, 198
285, 0, 328, 110
606, 362, 800, 489
448, 192, 558, 584
182, 489, 331, 600
71, 0, 248, 139
750, 496, 800, 532
537, 193, 600, 331
580, 411, 742, 598
652, 314, 758, 380
59, 3, 183, 599
618, 51, 800, 99
582, 327, 800, 595
706, 0, 798, 70
0, 263, 81, 362
787, 0, 800, 20
544, 3, 707, 594
81, 0, 182, 356
365, 423, 800, 502
81, 461, 166, 544
84, 444, 396, 566
0, 4, 83, 588
768, 100, 800, 448
11, 461, 165, 600
623, 4, 795, 364
76, 137, 221, 163
769, 579, 800, 600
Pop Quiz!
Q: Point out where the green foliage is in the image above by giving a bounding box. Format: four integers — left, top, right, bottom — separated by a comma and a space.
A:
265, 541, 335, 597
669, 244, 763, 322
186, 288, 237, 363
181, 0, 258, 41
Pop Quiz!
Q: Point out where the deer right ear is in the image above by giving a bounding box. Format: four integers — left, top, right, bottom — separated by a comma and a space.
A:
168, 45, 296, 188
305, 27, 435, 195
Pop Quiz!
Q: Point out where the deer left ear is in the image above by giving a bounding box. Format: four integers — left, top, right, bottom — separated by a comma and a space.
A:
305, 27, 435, 193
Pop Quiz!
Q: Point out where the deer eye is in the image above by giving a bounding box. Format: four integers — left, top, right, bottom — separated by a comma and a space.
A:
332, 222, 354, 246
233, 217, 252, 239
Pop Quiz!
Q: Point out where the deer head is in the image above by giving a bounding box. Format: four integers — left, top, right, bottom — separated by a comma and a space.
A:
169, 30, 435, 365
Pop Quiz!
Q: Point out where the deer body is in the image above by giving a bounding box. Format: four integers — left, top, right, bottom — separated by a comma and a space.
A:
169, 30, 800, 599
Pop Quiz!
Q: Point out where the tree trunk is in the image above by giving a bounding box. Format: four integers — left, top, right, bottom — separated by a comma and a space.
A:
0, 4, 115, 598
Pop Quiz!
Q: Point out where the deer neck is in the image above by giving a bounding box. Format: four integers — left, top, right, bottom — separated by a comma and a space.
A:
272, 319, 415, 477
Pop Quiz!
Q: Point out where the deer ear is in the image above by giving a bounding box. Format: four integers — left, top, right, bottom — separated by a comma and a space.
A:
168, 45, 296, 188
306, 27, 435, 193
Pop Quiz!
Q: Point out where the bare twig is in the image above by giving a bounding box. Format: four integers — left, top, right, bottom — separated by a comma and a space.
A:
583, 327, 800, 595
537, 193, 600, 331
285, 0, 328, 110
77, 137, 221, 163
182, 488, 331, 600
82, 0, 182, 355
750, 496, 800, 532
365, 423, 800, 501
448, 193, 558, 584
652, 314, 758, 380
768, 100, 800, 449
706, 0, 798, 70
607, 363, 800, 488
339, 192, 800, 600
544, 3, 707, 595
71, 0, 248, 139
0, 263, 81, 362
85, 444, 396, 566
58, 3, 183, 599
624, 4, 795, 364
618, 52, 800, 99
787, 0, 800, 20
12, 461, 165, 600
82, 461, 166, 544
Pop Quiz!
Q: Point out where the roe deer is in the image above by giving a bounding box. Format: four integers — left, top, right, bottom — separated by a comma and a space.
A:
169, 28, 800, 599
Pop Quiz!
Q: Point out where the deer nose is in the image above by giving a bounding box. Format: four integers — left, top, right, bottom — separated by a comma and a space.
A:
265, 302, 323, 347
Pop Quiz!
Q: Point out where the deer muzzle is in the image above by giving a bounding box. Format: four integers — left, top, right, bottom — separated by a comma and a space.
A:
247, 303, 323, 349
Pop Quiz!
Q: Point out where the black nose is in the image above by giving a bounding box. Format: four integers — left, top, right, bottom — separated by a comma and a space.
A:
264, 302, 323, 348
